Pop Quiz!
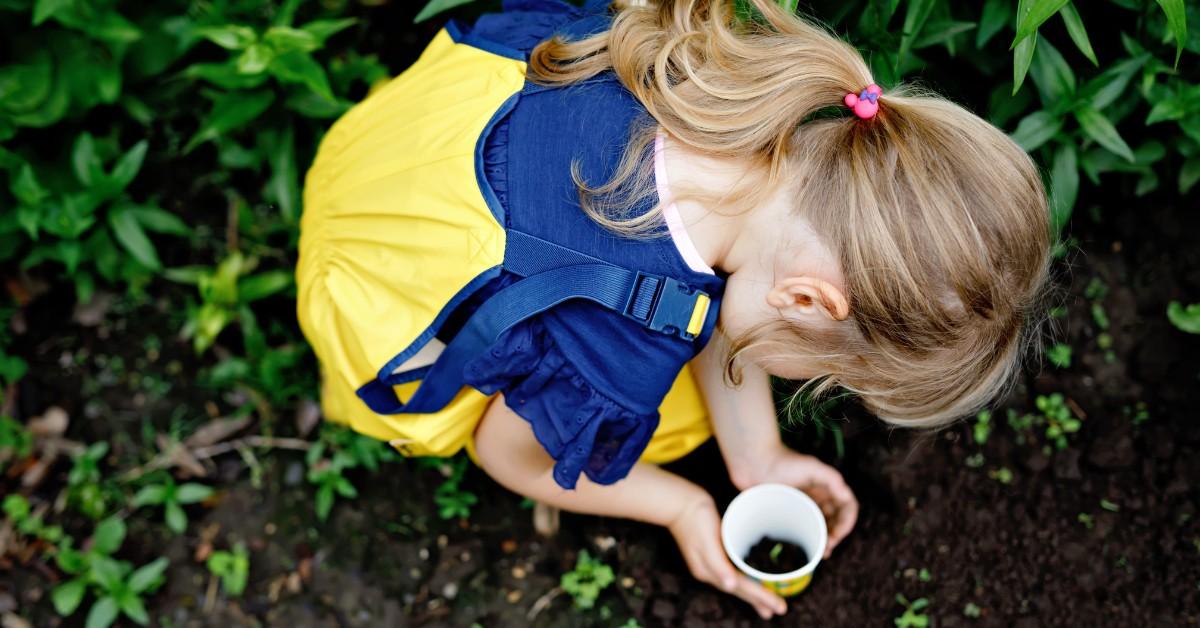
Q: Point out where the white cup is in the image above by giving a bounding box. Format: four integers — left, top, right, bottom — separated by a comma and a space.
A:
720, 483, 828, 596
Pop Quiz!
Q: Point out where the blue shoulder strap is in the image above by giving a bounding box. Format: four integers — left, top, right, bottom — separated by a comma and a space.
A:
356, 229, 712, 415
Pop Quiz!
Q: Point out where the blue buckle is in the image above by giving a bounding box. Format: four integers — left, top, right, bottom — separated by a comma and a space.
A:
624, 272, 705, 340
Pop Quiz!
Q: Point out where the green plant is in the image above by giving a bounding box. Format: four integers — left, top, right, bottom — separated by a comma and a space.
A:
1168, 302, 1200, 333
206, 542, 250, 597
561, 550, 616, 610
1006, 393, 1082, 451
67, 442, 117, 519
989, 467, 1014, 484
963, 602, 982, 618
430, 454, 479, 521
894, 594, 930, 628
166, 251, 293, 353
3, 494, 66, 545
131, 475, 214, 534
1100, 498, 1121, 512
305, 424, 400, 521
1078, 512, 1095, 529
972, 409, 993, 445
51, 517, 169, 628
0, 415, 32, 470
1046, 343, 1072, 368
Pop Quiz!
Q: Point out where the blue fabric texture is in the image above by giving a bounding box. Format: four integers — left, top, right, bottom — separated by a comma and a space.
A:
452, 0, 727, 489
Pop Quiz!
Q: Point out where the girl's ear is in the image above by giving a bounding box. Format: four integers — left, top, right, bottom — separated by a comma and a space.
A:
766, 276, 850, 321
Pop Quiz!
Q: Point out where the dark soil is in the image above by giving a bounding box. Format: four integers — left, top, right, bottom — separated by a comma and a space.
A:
744, 538, 809, 575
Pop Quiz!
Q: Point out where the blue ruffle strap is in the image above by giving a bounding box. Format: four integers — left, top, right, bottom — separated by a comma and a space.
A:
463, 319, 658, 489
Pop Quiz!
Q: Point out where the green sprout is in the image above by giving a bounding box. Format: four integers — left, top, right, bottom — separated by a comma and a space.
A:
894, 594, 930, 628
207, 543, 250, 597
131, 476, 214, 534
561, 550, 616, 610
51, 517, 169, 628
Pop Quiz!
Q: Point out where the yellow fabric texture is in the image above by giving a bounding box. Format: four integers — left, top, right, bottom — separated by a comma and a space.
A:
297, 29, 712, 467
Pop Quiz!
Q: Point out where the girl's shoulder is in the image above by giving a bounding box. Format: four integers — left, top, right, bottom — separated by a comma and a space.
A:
456, 0, 613, 59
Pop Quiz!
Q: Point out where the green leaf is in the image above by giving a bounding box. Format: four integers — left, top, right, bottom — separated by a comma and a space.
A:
89, 556, 124, 591
239, 271, 293, 302
1155, 0, 1187, 67
109, 140, 149, 190
32, 0, 71, 25
269, 52, 334, 101
185, 90, 275, 153
1012, 0, 1069, 48
265, 127, 299, 223
72, 133, 103, 187
127, 557, 169, 594
898, 0, 936, 67
1028, 38, 1075, 105
977, 0, 1009, 48
262, 26, 318, 53
1009, 110, 1061, 152
913, 21, 977, 50
175, 483, 214, 504
92, 517, 126, 555
108, 206, 161, 270
315, 484, 334, 520
1049, 142, 1078, 235
414, 0, 477, 23
1013, 31, 1038, 94
1080, 55, 1148, 110
301, 18, 357, 43
1180, 157, 1200, 194
51, 578, 87, 616
1075, 106, 1135, 162
130, 206, 189, 236
196, 25, 257, 50
85, 596, 119, 628
1145, 97, 1188, 124
1058, 4, 1097, 66
1167, 302, 1200, 334
11, 163, 48, 206
165, 501, 187, 534
132, 485, 168, 507
118, 593, 149, 625
236, 43, 274, 75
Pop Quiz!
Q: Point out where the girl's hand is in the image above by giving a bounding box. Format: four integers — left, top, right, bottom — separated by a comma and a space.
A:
667, 494, 789, 620
746, 450, 858, 557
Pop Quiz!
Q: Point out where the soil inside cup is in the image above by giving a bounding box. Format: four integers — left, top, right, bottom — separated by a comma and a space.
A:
744, 536, 810, 574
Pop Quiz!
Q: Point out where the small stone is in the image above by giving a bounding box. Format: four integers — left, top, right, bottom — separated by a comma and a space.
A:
265, 523, 277, 535
511, 566, 526, 580
437, 534, 449, 548
459, 551, 471, 562
506, 589, 523, 604
410, 568, 422, 580
441, 583, 459, 600
593, 535, 616, 552
501, 539, 518, 554
419, 548, 430, 561
620, 577, 635, 589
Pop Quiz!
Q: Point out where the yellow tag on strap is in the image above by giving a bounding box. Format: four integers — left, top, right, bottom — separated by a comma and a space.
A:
686, 293, 711, 337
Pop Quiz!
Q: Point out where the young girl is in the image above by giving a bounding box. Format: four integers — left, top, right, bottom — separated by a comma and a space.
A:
296, 0, 1050, 619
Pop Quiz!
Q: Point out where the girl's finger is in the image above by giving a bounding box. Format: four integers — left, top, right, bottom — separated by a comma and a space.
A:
733, 575, 788, 618
702, 544, 740, 592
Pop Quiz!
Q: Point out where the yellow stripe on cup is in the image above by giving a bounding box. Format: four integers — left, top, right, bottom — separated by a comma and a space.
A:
760, 573, 813, 596
686, 293, 711, 336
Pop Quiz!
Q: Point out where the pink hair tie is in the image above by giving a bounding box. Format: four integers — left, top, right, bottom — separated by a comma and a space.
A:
843, 84, 882, 119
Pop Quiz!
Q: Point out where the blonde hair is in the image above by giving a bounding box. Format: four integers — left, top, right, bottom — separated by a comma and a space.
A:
527, 0, 1052, 427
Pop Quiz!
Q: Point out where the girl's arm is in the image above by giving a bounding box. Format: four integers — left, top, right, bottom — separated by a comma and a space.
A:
474, 394, 788, 620
692, 331, 859, 555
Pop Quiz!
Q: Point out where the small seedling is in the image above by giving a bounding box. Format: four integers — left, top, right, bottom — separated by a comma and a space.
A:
894, 594, 930, 628
1077, 513, 1095, 529
918, 568, 931, 583
1038, 394, 1082, 451
132, 476, 214, 534
1046, 343, 1072, 368
67, 442, 115, 519
1124, 402, 1150, 426
431, 454, 478, 521
1100, 499, 1120, 512
769, 542, 784, 564
0, 416, 32, 470
1167, 302, 1200, 334
207, 543, 250, 597
988, 467, 1013, 484
963, 602, 982, 618
972, 410, 992, 445
305, 425, 400, 521
965, 453, 985, 468
561, 550, 615, 610
51, 517, 169, 628
3, 494, 66, 545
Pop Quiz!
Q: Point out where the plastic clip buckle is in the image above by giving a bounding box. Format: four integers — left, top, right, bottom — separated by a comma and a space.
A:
624, 272, 703, 340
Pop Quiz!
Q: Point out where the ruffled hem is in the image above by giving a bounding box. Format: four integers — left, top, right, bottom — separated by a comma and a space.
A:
463, 318, 659, 489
